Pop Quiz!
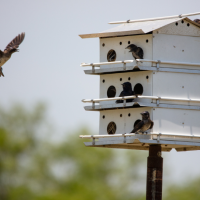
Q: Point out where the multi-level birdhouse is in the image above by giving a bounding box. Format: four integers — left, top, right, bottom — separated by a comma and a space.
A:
80, 16, 200, 152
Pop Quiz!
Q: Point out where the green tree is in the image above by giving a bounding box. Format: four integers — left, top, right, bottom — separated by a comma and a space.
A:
0, 103, 147, 200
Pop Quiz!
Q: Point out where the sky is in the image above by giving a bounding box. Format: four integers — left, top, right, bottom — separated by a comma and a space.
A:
1, 0, 200, 185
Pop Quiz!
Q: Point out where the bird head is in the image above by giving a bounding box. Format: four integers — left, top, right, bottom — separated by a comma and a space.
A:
125, 44, 137, 52
121, 82, 132, 92
140, 111, 150, 120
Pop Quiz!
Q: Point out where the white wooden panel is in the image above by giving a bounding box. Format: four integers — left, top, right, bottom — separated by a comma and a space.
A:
100, 34, 152, 68
153, 108, 200, 135
100, 71, 153, 105
153, 34, 200, 69
152, 71, 200, 106
157, 19, 200, 37
99, 107, 152, 135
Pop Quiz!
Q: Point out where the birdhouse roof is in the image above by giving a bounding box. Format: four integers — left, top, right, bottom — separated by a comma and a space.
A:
79, 17, 200, 39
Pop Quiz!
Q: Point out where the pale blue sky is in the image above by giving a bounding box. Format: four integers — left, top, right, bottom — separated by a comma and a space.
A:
0, 0, 200, 185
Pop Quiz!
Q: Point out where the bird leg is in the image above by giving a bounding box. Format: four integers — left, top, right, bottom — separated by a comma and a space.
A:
0, 67, 4, 77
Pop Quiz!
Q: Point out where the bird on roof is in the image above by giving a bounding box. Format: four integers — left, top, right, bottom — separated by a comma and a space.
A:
130, 111, 154, 134
194, 19, 200, 24
0, 32, 25, 77
116, 82, 135, 103
125, 44, 144, 60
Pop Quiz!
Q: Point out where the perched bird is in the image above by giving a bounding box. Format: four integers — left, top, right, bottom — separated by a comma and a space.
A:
130, 111, 154, 134
116, 82, 135, 103
194, 19, 200, 24
125, 44, 144, 60
0, 32, 25, 77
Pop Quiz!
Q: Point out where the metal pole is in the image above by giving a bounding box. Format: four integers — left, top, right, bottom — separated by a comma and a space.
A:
146, 145, 163, 200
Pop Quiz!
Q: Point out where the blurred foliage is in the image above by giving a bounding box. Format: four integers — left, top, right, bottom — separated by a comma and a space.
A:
0, 103, 146, 200
0, 103, 200, 200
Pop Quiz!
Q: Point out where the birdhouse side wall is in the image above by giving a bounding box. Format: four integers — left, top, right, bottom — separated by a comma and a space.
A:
152, 33, 200, 69
153, 108, 200, 136
152, 71, 200, 106
99, 34, 153, 68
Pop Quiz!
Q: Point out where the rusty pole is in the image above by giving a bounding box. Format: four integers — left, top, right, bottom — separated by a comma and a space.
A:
146, 145, 163, 200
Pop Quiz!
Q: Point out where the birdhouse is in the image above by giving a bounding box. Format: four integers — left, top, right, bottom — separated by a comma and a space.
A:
80, 15, 200, 152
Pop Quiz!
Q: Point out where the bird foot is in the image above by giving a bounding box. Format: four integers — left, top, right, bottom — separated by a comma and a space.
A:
0, 67, 4, 77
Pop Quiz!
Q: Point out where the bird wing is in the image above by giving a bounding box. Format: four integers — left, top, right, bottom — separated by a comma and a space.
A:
4, 32, 25, 52
131, 120, 144, 133
137, 47, 144, 59
0, 50, 3, 57
149, 121, 154, 129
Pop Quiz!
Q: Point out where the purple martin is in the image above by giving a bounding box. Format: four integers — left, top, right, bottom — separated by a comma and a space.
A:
116, 82, 135, 103
0, 33, 25, 77
125, 44, 144, 60
130, 111, 154, 134
194, 19, 200, 24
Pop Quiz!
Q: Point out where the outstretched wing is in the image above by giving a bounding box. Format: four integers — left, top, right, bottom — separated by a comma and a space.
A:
0, 50, 3, 57
131, 120, 144, 133
4, 32, 25, 52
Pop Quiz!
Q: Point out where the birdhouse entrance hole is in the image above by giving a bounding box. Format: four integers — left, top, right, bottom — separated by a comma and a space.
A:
107, 49, 116, 62
134, 83, 143, 95
107, 86, 116, 98
107, 122, 116, 134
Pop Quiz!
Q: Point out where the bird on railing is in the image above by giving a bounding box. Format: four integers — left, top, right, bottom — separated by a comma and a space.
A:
130, 111, 154, 134
125, 44, 144, 60
194, 19, 200, 24
0, 32, 25, 77
116, 82, 135, 103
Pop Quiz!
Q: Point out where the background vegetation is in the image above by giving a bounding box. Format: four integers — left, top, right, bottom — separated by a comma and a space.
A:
0, 103, 199, 200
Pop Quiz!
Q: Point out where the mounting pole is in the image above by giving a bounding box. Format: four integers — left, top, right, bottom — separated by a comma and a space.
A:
146, 145, 163, 200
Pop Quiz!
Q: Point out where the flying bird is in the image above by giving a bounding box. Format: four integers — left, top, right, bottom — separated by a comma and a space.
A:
125, 44, 144, 60
0, 32, 25, 77
194, 19, 200, 24
116, 82, 135, 103
130, 111, 154, 134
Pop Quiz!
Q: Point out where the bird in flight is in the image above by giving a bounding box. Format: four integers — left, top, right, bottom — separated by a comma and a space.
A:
116, 82, 135, 103
125, 44, 144, 60
130, 111, 154, 134
0, 32, 25, 77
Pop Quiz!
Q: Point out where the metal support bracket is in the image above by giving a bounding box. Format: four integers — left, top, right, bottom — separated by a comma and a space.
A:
90, 63, 95, 73
123, 134, 126, 143
156, 60, 161, 71
157, 133, 161, 143
156, 97, 161, 106
123, 61, 126, 70
91, 135, 95, 145
91, 99, 95, 109
123, 97, 126, 107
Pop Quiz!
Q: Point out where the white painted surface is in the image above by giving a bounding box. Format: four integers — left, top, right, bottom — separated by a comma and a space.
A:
99, 107, 152, 135
153, 108, 200, 135
152, 71, 200, 106
153, 34, 200, 69
100, 34, 153, 68
99, 71, 153, 105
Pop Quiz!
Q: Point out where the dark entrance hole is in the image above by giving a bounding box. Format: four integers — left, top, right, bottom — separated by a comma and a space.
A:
134, 83, 143, 95
107, 122, 117, 135
107, 86, 116, 98
107, 49, 116, 62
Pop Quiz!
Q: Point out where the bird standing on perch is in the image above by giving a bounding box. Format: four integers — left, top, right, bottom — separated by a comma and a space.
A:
130, 111, 154, 134
0, 32, 25, 77
125, 44, 144, 60
116, 82, 135, 103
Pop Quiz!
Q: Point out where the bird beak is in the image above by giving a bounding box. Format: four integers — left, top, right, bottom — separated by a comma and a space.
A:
140, 113, 144, 115
125, 47, 129, 49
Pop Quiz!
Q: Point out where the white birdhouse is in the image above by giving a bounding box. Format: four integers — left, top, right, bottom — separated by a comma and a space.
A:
80, 15, 200, 152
